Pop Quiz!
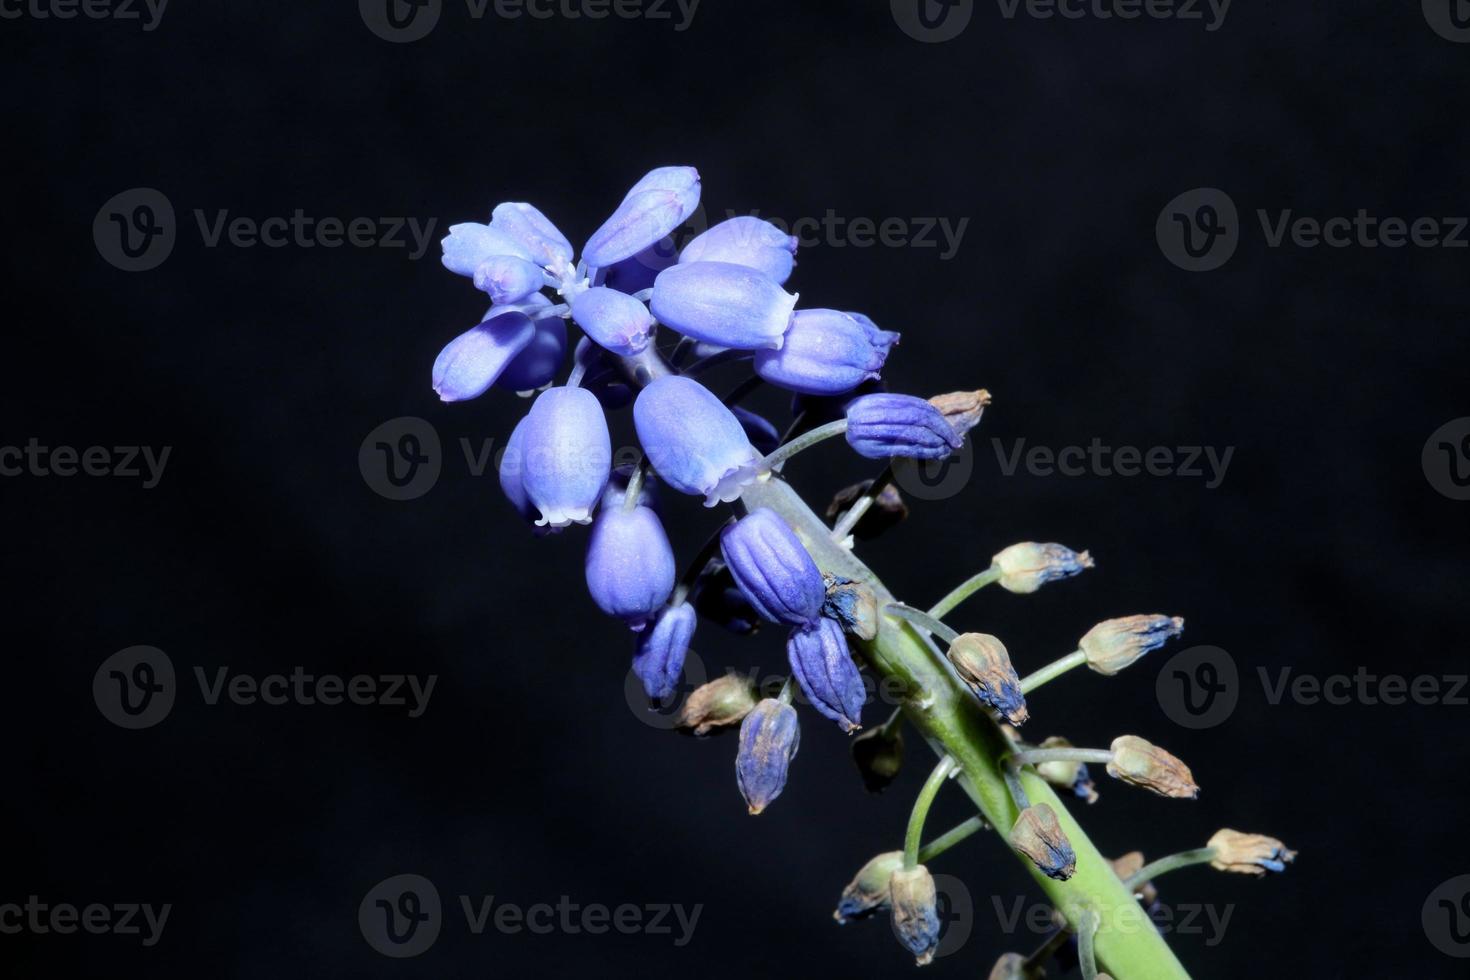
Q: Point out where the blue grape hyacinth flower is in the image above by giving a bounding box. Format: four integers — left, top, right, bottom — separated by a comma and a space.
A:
633, 602, 696, 703
786, 617, 865, 733
633, 375, 764, 505
735, 698, 800, 814
844, 393, 963, 460
720, 508, 826, 627
518, 386, 612, 528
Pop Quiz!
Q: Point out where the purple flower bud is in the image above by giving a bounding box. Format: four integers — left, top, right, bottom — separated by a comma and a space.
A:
753, 309, 899, 395
520, 386, 611, 528
472, 255, 545, 305
787, 618, 865, 733
494, 297, 567, 393
633, 376, 763, 505
679, 216, 798, 284
583, 166, 701, 268
650, 261, 797, 351
844, 393, 962, 460
440, 222, 533, 277
585, 501, 676, 630
572, 337, 635, 410
570, 286, 656, 356
719, 508, 825, 626
431, 311, 536, 402
490, 201, 573, 274
632, 603, 696, 702
730, 406, 781, 456
735, 698, 800, 814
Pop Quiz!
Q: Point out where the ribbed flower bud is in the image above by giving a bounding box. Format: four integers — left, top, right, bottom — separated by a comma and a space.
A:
1009, 803, 1077, 880
1111, 851, 1158, 905
1080, 615, 1185, 675
992, 542, 1095, 594
947, 633, 1028, 726
585, 499, 675, 630
889, 865, 942, 966
1034, 736, 1099, 804
650, 261, 798, 350
844, 393, 963, 460
472, 254, 544, 305
735, 698, 800, 814
850, 722, 904, 793
928, 388, 991, 440
493, 296, 567, 393
632, 603, 696, 703
675, 672, 758, 736
633, 375, 763, 506
440, 221, 534, 276
679, 216, 798, 284
1207, 829, 1297, 875
822, 575, 879, 641
520, 386, 612, 528
720, 508, 825, 626
570, 286, 656, 356
833, 851, 903, 924
490, 201, 574, 275
787, 617, 865, 733
825, 479, 910, 540
1107, 735, 1199, 799
583, 165, 701, 268
752, 309, 899, 395
431, 311, 536, 402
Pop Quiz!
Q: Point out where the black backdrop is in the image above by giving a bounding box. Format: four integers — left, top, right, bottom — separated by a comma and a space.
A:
6, 2, 1470, 977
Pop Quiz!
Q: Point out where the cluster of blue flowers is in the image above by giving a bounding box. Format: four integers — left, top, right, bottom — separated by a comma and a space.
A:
431, 165, 968, 811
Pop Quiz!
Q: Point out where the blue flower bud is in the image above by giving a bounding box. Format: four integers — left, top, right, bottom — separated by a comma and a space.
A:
679, 216, 798, 284
633, 376, 763, 505
585, 501, 676, 630
787, 618, 865, 733
735, 697, 800, 814
472, 255, 545, 305
570, 286, 656, 356
494, 297, 567, 393
490, 201, 573, 275
583, 165, 701, 268
440, 222, 534, 277
632, 602, 696, 702
844, 393, 962, 460
753, 309, 899, 395
520, 386, 612, 528
730, 405, 781, 456
649, 261, 797, 350
719, 508, 825, 627
431, 311, 536, 402
889, 865, 941, 965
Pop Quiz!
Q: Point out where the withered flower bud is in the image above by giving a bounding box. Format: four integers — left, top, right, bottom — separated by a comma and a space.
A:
822, 574, 880, 641
928, 388, 991, 439
1035, 736, 1099, 804
1009, 803, 1077, 880
1207, 829, 1297, 875
833, 850, 903, 924
850, 722, 905, 793
987, 952, 1030, 980
675, 672, 759, 737
1079, 614, 1185, 676
824, 479, 910, 540
1107, 735, 1199, 799
948, 633, 1029, 726
889, 865, 942, 965
1111, 850, 1158, 905
735, 698, 800, 814
992, 541, 1095, 594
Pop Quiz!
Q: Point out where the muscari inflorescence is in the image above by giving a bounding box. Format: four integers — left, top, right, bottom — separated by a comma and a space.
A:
428, 166, 1295, 978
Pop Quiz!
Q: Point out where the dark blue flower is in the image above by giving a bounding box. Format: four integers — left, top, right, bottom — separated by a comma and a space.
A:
632, 603, 696, 703
720, 508, 825, 627
787, 618, 865, 733
844, 393, 962, 460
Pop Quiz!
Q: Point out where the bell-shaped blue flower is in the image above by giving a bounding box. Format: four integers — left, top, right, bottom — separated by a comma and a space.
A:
753, 309, 899, 395
585, 496, 676, 630
440, 222, 533, 277
632, 602, 696, 702
844, 393, 962, 460
633, 375, 763, 505
432, 311, 536, 402
787, 618, 865, 733
735, 698, 800, 815
520, 386, 611, 528
679, 216, 798, 285
583, 166, 701, 269
472, 255, 545, 305
493, 296, 567, 393
490, 201, 573, 275
649, 261, 797, 351
719, 508, 825, 626
570, 286, 656, 356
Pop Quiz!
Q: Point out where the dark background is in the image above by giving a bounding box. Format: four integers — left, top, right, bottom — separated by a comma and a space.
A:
5, 1, 1469, 977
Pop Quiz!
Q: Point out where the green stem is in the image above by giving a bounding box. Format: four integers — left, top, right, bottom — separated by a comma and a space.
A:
1018, 650, 1087, 694
621, 463, 646, 512
1011, 747, 1114, 767
884, 603, 959, 645
830, 464, 895, 540
903, 755, 957, 869
928, 565, 1001, 620
757, 419, 848, 472
1079, 910, 1101, 980
738, 476, 1191, 980
1125, 848, 1218, 891
916, 815, 986, 864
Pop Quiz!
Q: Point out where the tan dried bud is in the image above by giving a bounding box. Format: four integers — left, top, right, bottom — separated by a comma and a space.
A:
674, 672, 758, 736
948, 633, 1029, 725
991, 541, 1095, 594
889, 865, 941, 965
1107, 735, 1199, 799
825, 480, 910, 540
822, 574, 880, 641
1111, 850, 1158, 905
1207, 829, 1297, 875
1009, 803, 1077, 880
987, 952, 1030, 980
1035, 736, 1099, 804
1079, 614, 1185, 676
834, 850, 903, 924
928, 388, 992, 439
